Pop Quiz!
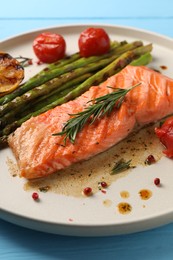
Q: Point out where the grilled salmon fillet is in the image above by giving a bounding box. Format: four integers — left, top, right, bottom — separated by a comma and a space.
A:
8, 65, 173, 179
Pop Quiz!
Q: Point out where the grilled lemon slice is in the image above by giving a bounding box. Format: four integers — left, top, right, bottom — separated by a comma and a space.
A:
0, 52, 24, 96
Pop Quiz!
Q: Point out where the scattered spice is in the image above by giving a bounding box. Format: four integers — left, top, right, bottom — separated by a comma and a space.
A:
98, 181, 108, 194
154, 178, 160, 186
98, 181, 108, 190
83, 187, 92, 196
100, 181, 108, 188
39, 185, 50, 192
145, 154, 156, 165
32, 192, 39, 201
36, 60, 43, 65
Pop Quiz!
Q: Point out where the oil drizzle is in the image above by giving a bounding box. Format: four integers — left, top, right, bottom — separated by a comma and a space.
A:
120, 190, 130, 199
103, 199, 112, 207
117, 202, 132, 214
160, 65, 167, 70
139, 189, 152, 200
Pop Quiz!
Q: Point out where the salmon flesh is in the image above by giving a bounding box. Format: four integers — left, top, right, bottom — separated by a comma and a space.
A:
8, 66, 173, 179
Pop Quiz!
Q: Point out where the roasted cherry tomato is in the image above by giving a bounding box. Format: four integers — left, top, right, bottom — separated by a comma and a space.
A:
155, 116, 173, 158
33, 32, 66, 63
78, 27, 110, 57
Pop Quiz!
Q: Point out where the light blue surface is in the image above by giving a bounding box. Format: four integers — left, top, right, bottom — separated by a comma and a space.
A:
1, 0, 173, 259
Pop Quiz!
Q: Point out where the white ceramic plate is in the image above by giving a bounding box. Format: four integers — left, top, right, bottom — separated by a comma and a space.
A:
1, 24, 173, 236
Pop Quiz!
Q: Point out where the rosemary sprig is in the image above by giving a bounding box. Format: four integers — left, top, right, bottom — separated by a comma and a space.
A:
53, 83, 141, 144
15, 56, 32, 67
111, 159, 132, 175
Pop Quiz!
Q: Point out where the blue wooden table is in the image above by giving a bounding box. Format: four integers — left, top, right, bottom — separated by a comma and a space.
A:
1, 0, 173, 259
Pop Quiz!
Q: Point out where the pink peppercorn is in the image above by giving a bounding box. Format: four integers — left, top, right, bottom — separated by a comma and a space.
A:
145, 154, 156, 165
83, 187, 92, 196
154, 178, 160, 186
32, 192, 39, 201
100, 181, 108, 188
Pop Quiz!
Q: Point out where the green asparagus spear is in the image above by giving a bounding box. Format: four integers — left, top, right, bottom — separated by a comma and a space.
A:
0, 56, 116, 118
0, 52, 80, 106
130, 52, 152, 66
46, 41, 121, 71
62, 44, 152, 102
0, 47, 152, 142
0, 41, 129, 105
26, 53, 152, 115
1, 53, 152, 128
31, 41, 120, 81
0, 41, 144, 118
0, 73, 93, 127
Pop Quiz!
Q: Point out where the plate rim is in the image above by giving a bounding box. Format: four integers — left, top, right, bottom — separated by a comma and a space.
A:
1, 23, 173, 236
1, 22, 173, 45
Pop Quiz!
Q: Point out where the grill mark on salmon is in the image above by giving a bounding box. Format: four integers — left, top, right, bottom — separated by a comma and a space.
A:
8, 65, 173, 179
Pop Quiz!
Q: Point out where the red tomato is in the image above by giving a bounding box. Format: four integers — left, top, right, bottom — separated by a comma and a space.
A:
155, 116, 173, 158
33, 32, 66, 63
78, 27, 110, 57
